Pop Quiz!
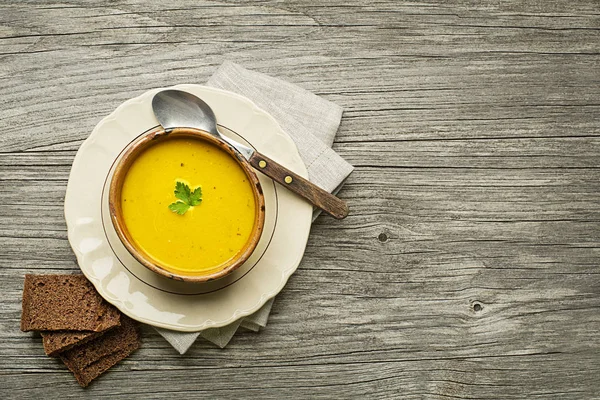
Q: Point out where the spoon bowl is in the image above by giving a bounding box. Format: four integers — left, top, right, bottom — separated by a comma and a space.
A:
152, 90, 219, 135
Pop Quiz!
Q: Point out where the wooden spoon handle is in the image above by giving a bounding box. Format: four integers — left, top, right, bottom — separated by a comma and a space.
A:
248, 152, 349, 219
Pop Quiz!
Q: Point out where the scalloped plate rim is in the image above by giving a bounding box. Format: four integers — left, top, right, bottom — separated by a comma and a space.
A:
64, 85, 312, 331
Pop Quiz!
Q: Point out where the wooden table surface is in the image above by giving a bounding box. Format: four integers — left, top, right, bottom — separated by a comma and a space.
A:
1, 1, 599, 398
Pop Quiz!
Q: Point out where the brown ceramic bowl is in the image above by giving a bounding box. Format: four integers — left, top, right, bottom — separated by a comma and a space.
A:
109, 126, 265, 283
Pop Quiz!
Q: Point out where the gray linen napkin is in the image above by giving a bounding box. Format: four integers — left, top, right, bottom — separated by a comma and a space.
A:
154, 61, 353, 353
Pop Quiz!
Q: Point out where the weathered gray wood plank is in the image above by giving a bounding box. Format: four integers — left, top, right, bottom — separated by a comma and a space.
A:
0, 0, 599, 399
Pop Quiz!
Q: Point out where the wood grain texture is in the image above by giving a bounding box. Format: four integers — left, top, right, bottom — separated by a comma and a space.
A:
0, 0, 599, 398
249, 152, 349, 219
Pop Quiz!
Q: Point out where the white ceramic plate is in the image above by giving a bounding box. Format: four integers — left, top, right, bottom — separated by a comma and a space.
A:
65, 85, 312, 332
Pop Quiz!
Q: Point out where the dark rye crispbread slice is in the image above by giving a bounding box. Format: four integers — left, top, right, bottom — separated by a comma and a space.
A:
20, 274, 120, 332
60, 315, 139, 368
60, 315, 141, 387
72, 344, 139, 388
41, 306, 121, 356
41, 330, 104, 357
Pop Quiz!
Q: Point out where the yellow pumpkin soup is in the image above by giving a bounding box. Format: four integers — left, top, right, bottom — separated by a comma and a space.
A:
120, 137, 257, 275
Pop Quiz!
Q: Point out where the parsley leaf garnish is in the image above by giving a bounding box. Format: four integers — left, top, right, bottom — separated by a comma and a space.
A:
169, 181, 202, 215
168, 201, 190, 215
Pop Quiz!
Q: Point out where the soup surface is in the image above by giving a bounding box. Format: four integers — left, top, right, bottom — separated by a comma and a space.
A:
120, 136, 256, 275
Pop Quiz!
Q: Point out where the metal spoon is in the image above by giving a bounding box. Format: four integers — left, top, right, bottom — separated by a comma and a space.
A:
152, 89, 348, 219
